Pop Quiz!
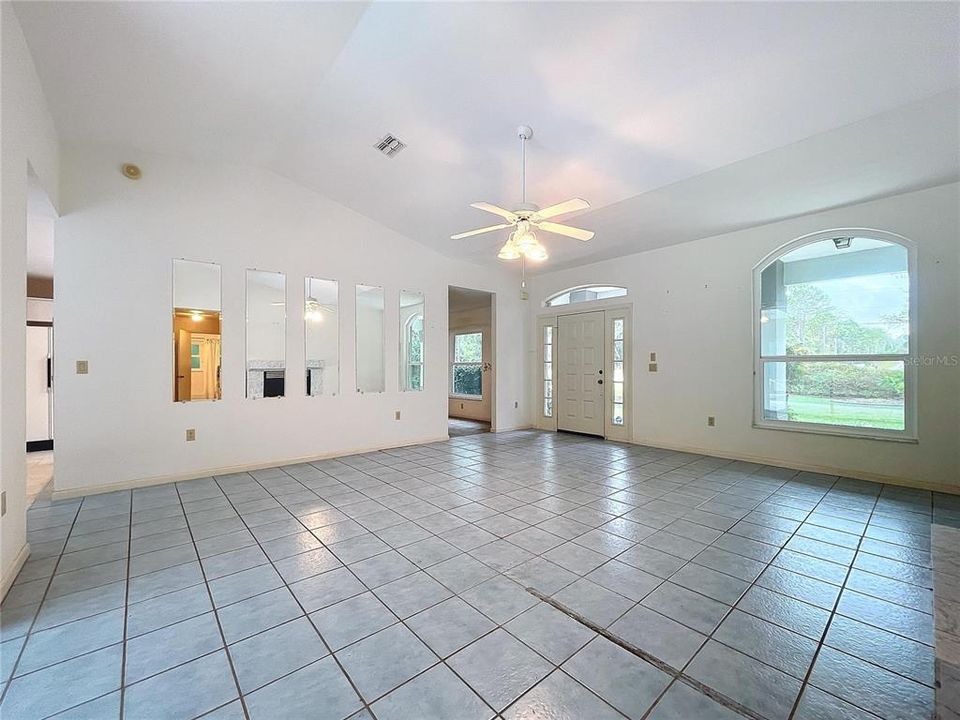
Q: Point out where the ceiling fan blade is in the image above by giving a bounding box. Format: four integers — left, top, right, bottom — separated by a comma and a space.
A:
534, 198, 590, 221
536, 221, 595, 242
450, 223, 511, 240
470, 202, 518, 223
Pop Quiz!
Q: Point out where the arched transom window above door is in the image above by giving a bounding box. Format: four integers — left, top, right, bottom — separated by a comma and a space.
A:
544, 285, 627, 307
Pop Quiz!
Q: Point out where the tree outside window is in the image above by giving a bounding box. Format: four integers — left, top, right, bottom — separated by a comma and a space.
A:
452, 332, 482, 397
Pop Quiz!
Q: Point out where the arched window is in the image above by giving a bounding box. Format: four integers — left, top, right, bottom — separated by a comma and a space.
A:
754, 230, 915, 439
545, 285, 627, 307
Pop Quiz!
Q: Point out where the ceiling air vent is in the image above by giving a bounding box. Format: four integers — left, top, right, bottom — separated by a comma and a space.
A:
374, 134, 406, 158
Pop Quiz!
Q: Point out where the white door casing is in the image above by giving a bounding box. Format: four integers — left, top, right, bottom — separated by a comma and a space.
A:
558, 311, 605, 436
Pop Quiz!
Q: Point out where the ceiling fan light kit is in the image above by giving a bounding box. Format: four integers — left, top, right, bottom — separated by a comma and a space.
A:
452, 124, 595, 263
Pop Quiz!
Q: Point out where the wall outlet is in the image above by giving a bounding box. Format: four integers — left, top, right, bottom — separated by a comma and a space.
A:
649, 352, 657, 362
460, 402, 464, 410
707, 416, 716, 428
1, 491, 5, 517
514, 401, 518, 409
395, 410, 401, 420
185, 428, 196, 441
76, 360, 89, 375
648, 362, 658, 372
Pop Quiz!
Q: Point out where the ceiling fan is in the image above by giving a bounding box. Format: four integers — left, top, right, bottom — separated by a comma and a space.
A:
451, 125, 594, 261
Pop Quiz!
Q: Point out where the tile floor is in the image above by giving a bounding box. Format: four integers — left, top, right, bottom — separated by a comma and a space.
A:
26, 451, 54, 508
448, 418, 491, 437
1, 430, 955, 720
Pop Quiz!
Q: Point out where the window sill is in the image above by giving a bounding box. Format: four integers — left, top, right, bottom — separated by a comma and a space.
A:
753, 420, 918, 444
450, 394, 482, 401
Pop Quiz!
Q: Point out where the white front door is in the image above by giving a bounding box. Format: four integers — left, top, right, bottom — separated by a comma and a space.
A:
558, 311, 605, 436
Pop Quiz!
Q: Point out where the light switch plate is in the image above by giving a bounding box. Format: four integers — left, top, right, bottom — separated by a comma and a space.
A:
707, 416, 716, 427
185, 428, 196, 441
648, 362, 658, 372
395, 411, 401, 420
76, 360, 89, 374
649, 352, 657, 362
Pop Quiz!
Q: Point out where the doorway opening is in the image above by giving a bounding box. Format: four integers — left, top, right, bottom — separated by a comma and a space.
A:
25, 168, 56, 507
448, 286, 495, 437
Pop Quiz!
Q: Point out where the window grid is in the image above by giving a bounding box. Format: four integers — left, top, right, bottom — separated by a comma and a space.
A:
612, 318, 624, 426
451, 331, 483, 398
756, 234, 913, 437
543, 325, 553, 417
405, 314, 423, 391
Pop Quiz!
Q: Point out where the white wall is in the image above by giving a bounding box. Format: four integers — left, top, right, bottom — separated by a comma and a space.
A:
449, 305, 493, 422
53, 145, 529, 496
528, 183, 960, 489
1, 5, 60, 594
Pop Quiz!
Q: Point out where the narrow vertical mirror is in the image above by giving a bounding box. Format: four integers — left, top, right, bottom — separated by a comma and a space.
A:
246, 270, 286, 398
356, 284, 384, 393
305, 277, 339, 396
173, 259, 221, 402
400, 290, 424, 391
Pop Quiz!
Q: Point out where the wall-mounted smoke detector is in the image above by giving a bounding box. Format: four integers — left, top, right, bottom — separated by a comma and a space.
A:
374, 134, 406, 158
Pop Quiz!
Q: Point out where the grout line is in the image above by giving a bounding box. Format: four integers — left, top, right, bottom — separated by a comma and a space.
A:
117, 490, 134, 719
4, 433, 940, 720
206, 471, 385, 720
633, 474, 843, 720
785, 484, 884, 720
0, 500, 83, 707
171, 482, 252, 720
525, 586, 763, 720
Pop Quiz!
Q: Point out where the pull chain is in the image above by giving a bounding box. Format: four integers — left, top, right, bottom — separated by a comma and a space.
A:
520, 254, 529, 301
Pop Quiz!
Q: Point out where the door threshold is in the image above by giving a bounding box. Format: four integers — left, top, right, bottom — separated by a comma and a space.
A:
557, 429, 605, 439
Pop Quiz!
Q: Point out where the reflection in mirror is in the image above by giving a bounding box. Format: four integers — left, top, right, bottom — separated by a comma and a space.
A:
305, 278, 339, 396
173, 260, 222, 402
400, 290, 424, 391
356, 284, 385, 393
246, 270, 286, 399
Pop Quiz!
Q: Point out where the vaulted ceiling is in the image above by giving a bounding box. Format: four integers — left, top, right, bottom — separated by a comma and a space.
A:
15, 1, 960, 270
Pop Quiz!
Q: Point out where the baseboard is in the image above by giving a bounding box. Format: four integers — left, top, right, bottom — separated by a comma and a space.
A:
51, 434, 449, 501
2, 543, 31, 601
633, 436, 960, 495
493, 424, 533, 433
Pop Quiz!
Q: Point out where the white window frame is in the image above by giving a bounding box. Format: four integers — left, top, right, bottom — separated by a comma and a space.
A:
537, 317, 557, 428
401, 312, 424, 392
605, 308, 631, 442
450, 329, 483, 400
752, 228, 918, 442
